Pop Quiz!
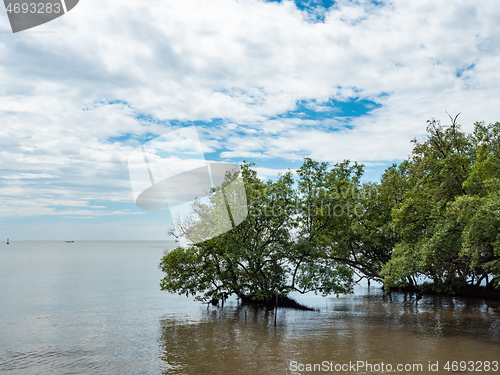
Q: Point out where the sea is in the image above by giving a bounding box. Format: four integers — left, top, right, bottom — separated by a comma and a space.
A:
1, 241, 500, 375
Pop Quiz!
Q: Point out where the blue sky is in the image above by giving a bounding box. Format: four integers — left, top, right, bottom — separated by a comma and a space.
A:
2, 0, 500, 240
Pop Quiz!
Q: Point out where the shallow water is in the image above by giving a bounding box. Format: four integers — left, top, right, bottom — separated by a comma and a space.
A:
158, 292, 500, 374
1, 241, 500, 374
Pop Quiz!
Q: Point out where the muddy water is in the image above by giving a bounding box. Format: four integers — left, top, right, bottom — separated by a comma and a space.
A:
1, 241, 499, 375
159, 291, 500, 374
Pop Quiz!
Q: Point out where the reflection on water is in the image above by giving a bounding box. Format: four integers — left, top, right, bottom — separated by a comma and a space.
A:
2, 242, 500, 375
158, 291, 500, 375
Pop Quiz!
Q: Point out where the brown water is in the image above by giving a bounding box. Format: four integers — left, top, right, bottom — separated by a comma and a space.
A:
159, 292, 500, 374
1, 241, 499, 374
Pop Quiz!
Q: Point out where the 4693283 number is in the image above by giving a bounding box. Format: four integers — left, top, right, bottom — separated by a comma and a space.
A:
444, 361, 499, 372
5, 2, 62, 14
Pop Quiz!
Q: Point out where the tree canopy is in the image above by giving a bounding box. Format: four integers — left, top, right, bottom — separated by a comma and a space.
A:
159, 159, 387, 304
382, 116, 500, 294
160, 115, 500, 303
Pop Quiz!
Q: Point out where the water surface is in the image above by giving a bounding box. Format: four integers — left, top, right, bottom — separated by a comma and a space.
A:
1, 241, 500, 374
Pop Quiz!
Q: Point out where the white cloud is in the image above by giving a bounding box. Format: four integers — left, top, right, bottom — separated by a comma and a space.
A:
1, 172, 60, 179
1, 0, 500, 232
253, 166, 296, 180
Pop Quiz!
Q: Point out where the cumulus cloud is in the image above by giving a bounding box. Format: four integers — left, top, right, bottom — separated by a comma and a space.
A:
1, 0, 500, 232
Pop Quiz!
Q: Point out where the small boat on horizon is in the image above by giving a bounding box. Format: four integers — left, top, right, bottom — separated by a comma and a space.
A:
66, 241, 74, 243
6, 238, 9, 244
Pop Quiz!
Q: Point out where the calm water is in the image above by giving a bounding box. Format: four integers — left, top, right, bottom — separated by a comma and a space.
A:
1, 241, 500, 374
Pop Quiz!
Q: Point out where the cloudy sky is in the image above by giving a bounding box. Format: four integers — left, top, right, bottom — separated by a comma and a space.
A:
1, 0, 500, 240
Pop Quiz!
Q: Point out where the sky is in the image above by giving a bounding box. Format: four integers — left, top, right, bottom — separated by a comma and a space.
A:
1, 0, 500, 240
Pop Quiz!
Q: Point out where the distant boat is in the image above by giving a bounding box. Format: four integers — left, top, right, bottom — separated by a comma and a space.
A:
6, 238, 9, 244
66, 241, 74, 243
174, 239, 179, 243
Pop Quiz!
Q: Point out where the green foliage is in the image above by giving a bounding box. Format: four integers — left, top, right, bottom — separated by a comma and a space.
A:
159, 157, 399, 303
294, 158, 394, 283
160, 116, 500, 303
160, 161, 357, 303
382, 117, 500, 292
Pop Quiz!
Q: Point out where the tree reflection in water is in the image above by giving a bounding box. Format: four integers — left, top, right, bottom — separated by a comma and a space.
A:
158, 292, 500, 375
